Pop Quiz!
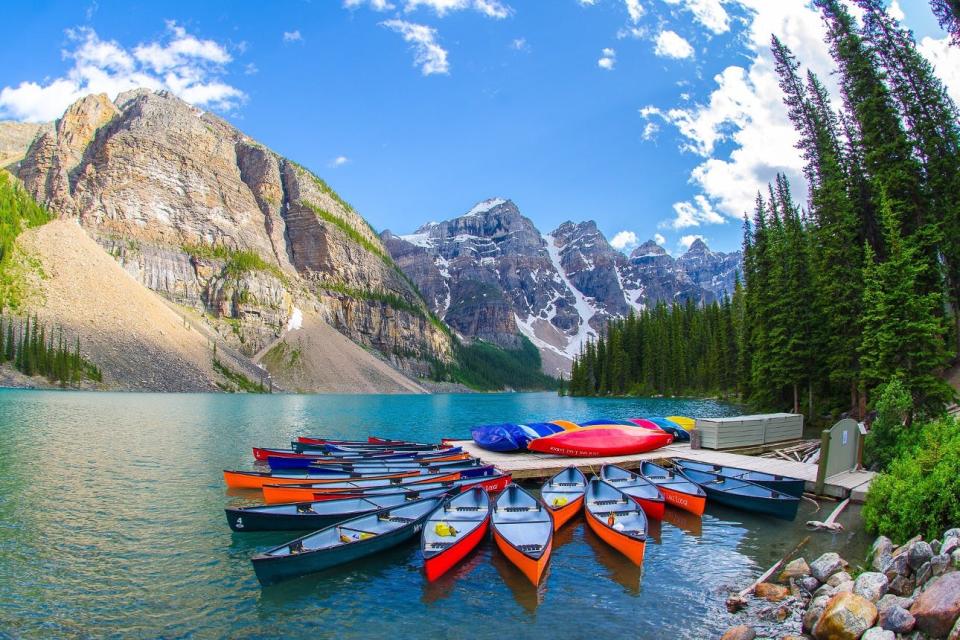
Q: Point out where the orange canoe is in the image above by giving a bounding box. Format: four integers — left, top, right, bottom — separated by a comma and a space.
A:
261, 471, 463, 504
491, 484, 554, 586
223, 469, 419, 490
583, 478, 648, 566
540, 466, 587, 531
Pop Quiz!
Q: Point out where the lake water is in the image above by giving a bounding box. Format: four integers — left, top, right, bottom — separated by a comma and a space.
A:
0, 390, 871, 639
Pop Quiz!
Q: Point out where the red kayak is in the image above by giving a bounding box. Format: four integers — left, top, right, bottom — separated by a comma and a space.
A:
626, 418, 666, 432
527, 425, 674, 457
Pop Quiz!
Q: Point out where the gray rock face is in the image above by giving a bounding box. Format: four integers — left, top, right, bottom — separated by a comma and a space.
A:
811, 552, 846, 583
800, 576, 823, 594
909, 541, 934, 571
860, 628, 894, 640
15, 90, 452, 372
384, 202, 742, 374
855, 572, 890, 603
884, 553, 909, 582
910, 571, 960, 637
829, 571, 854, 587
879, 605, 916, 634
871, 536, 895, 572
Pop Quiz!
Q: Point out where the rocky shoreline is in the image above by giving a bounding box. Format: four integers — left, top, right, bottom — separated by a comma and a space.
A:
721, 528, 960, 640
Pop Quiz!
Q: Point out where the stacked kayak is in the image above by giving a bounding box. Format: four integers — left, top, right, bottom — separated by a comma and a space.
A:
630, 417, 690, 442
471, 421, 572, 452
528, 424, 673, 457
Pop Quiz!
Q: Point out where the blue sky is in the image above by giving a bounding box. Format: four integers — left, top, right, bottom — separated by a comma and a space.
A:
1, 1, 956, 253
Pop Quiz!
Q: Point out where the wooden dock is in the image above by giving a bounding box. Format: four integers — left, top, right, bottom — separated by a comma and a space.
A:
449, 439, 876, 502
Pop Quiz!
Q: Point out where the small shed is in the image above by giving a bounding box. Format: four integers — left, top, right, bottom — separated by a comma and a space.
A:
694, 413, 803, 450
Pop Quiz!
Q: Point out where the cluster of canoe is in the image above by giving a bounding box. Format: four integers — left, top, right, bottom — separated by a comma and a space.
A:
223, 436, 806, 586
472, 416, 694, 456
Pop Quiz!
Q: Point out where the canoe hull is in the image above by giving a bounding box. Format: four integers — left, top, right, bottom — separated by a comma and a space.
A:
528, 426, 673, 457
700, 485, 799, 520
547, 496, 584, 531
424, 516, 489, 582
657, 485, 706, 517
228, 509, 345, 532
224, 469, 418, 490
585, 507, 646, 566
251, 513, 428, 586
493, 529, 552, 586
261, 471, 463, 503
628, 494, 665, 521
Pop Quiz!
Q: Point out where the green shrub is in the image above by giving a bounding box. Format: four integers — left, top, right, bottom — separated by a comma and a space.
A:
0, 172, 52, 310
862, 416, 960, 543
864, 377, 912, 470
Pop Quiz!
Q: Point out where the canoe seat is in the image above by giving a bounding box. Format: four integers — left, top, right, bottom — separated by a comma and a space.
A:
502, 507, 536, 512
517, 544, 543, 552
592, 499, 622, 506
427, 541, 454, 549
452, 506, 484, 511
379, 515, 415, 523
554, 482, 583, 487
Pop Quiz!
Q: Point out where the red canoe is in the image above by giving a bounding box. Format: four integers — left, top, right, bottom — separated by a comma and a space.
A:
527, 425, 674, 457
421, 488, 491, 581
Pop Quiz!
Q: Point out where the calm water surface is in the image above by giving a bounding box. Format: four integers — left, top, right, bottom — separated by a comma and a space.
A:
0, 390, 871, 639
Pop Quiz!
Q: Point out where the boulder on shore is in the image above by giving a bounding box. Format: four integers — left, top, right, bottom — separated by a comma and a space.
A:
755, 582, 790, 602
813, 592, 878, 640
910, 571, 960, 638
909, 541, 934, 571
860, 628, 894, 640
854, 572, 889, 603
878, 604, 915, 634
780, 557, 812, 583
811, 552, 846, 583
720, 624, 756, 640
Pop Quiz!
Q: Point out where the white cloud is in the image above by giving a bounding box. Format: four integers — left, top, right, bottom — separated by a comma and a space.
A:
244, 63, 258, 75
918, 35, 960, 105
654, 30, 694, 59
282, 30, 303, 43
343, 0, 396, 9
598, 47, 616, 70
0, 23, 244, 122
381, 20, 450, 75
679, 234, 706, 249
511, 37, 530, 51
610, 230, 639, 250
641, 1, 843, 227
662, 196, 725, 229
653, 232, 666, 245
360, 0, 511, 18
578, 0, 598, 5
663, 0, 730, 34
617, 26, 647, 39
329, 155, 350, 167
642, 121, 659, 140
625, 0, 645, 23
888, 0, 905, 22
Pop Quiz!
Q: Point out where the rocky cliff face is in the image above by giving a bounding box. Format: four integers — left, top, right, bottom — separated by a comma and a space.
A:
13, 90, 452, 379
384, 199, 742, 375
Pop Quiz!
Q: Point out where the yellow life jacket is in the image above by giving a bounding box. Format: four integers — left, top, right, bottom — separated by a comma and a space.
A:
434, 521, 458, 537
552, 496, 569, 507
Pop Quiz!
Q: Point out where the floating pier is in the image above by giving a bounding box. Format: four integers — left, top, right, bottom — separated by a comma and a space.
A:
447, 439, 876, 502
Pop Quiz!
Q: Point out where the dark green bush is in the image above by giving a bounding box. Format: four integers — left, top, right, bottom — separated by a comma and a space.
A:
862, 416, 960, 543
864, 377, 912, 470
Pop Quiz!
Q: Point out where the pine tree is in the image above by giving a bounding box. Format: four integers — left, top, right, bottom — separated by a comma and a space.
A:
859, 193, 954, 418
931, 0, 960, 44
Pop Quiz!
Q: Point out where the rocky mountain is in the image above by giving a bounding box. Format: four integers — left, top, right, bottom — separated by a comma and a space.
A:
383, 199, 742, 376
5, 90, 453, 392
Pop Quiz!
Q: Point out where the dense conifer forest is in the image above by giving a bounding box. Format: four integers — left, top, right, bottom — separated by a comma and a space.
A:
569, 0, 960, 424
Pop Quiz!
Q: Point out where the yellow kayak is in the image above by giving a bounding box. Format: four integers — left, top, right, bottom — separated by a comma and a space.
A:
666, 416, 696, 431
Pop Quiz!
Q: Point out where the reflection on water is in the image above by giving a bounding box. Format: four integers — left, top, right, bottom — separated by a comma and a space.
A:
663, 506, 703, 537
0, 390, 872, 639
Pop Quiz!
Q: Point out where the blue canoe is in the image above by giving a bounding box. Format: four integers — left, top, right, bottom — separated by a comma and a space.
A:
673, 458, 806, 498
471, 422, 564, 452
251, 495, 443, 585
677, 467, 800, 520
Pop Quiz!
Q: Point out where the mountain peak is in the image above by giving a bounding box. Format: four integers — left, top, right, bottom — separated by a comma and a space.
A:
463, 197, 509, 217
630, 239, 667, 258
685, 238, 709, 253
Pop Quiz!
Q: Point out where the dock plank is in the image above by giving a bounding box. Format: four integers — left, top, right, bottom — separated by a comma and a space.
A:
450, 439, 874, 499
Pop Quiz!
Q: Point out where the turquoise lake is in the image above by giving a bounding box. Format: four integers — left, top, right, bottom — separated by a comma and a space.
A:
0, 390, 872, 639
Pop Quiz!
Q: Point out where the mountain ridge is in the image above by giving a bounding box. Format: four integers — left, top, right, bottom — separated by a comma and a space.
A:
383, 198, 742, 376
